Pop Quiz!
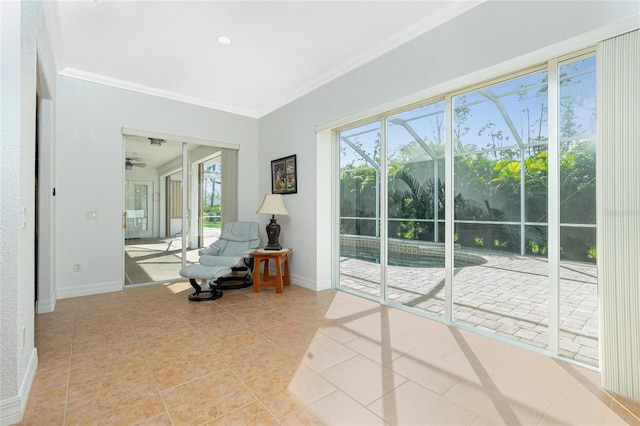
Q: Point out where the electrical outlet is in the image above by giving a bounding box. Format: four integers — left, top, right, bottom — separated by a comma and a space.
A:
74, 262, 82, 272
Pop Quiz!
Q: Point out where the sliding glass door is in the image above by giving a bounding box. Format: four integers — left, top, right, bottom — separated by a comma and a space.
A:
123, 135, 238, 286
335, 51, 598, 367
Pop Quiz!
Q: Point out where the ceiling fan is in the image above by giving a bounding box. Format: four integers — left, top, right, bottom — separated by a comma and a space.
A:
125, 157, 147, 170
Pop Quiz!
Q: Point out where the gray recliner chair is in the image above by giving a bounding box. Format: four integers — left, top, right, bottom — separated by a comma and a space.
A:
180, 221, 260, 301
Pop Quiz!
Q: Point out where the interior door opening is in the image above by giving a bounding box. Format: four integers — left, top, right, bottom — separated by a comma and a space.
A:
123, 133, 237, 286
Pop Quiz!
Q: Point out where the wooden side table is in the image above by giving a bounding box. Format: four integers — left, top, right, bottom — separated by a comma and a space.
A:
250, 248, 292, 293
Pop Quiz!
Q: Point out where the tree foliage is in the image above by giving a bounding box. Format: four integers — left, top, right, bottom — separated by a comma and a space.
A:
340, 140, 596, 263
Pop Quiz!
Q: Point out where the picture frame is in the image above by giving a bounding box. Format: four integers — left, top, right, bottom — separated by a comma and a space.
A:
271, 154, 297, 194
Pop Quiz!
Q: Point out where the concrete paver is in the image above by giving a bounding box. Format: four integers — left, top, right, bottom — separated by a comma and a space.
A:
339, 250, 598, 367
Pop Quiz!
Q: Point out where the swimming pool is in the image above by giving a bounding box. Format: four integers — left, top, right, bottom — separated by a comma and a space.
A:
340, 236, 486, 268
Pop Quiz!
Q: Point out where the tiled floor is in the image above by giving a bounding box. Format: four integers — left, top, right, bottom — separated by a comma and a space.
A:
21, 282, 639, 425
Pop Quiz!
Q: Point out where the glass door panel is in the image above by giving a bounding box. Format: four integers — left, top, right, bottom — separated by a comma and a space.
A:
200, 155, 222, 249
387, 102, 446, 316
124, 136, 183, 285
125, 180, 153, 239
452, 70, 550, 349
557, 55, 598, 366
338, 122, 382, 298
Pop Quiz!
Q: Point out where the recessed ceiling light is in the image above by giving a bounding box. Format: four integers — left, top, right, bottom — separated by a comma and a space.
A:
217, 36, 232, 45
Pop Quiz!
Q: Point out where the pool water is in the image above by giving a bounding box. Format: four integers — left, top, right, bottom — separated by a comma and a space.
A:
343, 248, 485, 268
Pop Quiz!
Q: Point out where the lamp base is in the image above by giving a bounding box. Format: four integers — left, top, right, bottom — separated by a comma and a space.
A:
264, 216, 282, 250
264, 244, 282, 250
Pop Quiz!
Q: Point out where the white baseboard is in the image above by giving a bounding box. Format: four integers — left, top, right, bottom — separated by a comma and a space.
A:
0, 348, 38, 426
36, 296, 56, 314
290, 273, 320, 291
56, 280, 123, 299
263, 270, 332, 292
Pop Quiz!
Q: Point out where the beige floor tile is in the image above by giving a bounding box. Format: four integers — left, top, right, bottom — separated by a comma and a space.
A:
212, 292, 255, 307
287, 362, 338, 404
388, 344, 476, 395
278, 406, 324, 426
140, 327, 206, 355
344, 327, 420, 365
606, 407, 640, 426
302, 334, 359, 372
369, 380, 478, 425
70, 331, 140, 358
509, 361, 615, 422
306, 389, 388, 425
26, 283, 636, 426
34, 313, 74, 338
336, 309, 413, 343
135, 411, 174, 425
442, 378, 546, 425
610, 392, 640, 418
317, 318, 364, 344
34, 335, 73, 363
204, 401, 278, 426
608, 393, 640, 425
321, 355, 408, 406
392, 323, 461, 358
221, 298, 273, 316
471, 416, 497, 425
261, 322, 318, 348
68, 346, 153, 401
540, 403, 605, 425
72, 316, 133, 339
172, 302, 231, 323
239, 308, 289, 331
161, 368, 256, 425
246, 363, 336, 420
18, 385, 66, 426
65, 375, 165, 425
186, 308, 240, 329
145, 341, 226, 390
220, 340, 293, 381
30, 357, 70, 394
202, 323, 268, 354
131, 311, 193, 340
284, 306, 332, 326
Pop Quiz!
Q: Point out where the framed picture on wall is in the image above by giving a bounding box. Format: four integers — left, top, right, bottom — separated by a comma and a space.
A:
271, 154, 297, 194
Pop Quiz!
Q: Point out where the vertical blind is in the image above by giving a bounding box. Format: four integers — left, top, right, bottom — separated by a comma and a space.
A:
221, 149, 238, 225
598, 29, 640, 402
169, 180, 182, 219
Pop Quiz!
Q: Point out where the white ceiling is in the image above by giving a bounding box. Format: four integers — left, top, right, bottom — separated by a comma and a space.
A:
43, 1, 482, 118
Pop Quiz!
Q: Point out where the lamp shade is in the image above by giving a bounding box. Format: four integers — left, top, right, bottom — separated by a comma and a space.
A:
256, 194, 289, 216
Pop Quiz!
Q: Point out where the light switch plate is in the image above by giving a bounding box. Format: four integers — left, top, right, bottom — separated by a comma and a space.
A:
86, 209, 98, 219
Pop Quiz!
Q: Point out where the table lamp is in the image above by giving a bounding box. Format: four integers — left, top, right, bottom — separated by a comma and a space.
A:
256, 194, 289, 250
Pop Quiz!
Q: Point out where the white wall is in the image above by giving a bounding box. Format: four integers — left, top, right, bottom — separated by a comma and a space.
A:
258, 1, 640, 291
0, 0, 57, 424
55, 76, 259, 299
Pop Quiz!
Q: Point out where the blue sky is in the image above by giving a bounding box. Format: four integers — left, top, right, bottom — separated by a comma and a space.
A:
340, 55, 596, 167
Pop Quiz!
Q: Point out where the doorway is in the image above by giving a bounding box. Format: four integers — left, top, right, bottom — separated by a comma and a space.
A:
123, 131, 238, 286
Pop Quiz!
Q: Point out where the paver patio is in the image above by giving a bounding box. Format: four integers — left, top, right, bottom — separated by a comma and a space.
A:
339, 250, 599, 367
